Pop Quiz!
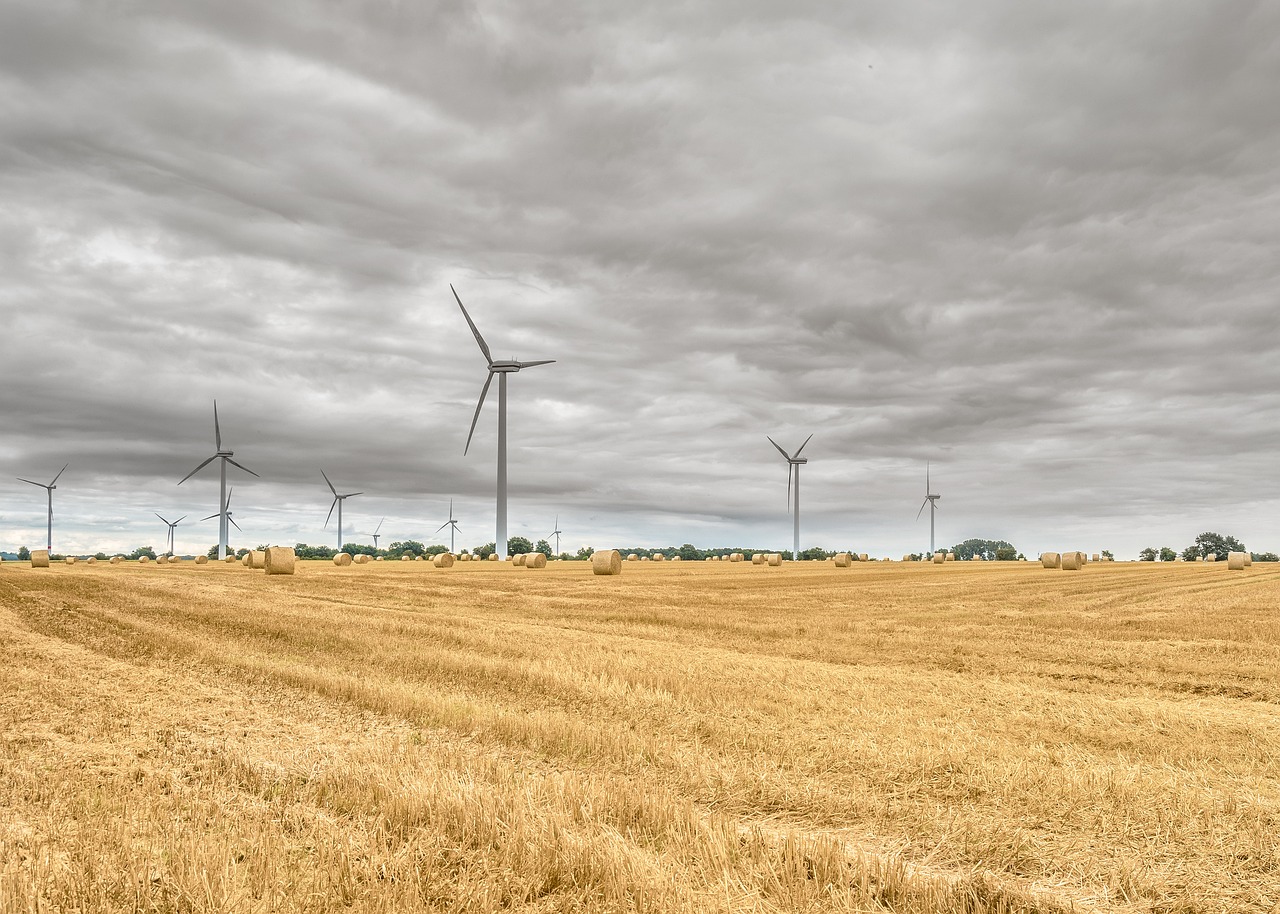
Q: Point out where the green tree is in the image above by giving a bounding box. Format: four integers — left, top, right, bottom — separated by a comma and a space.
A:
1101, 550, 1114, 560
1159, 547, 1177, 562
507, 536, 533, 555
800, 546, 829, 560
387, 540, 425, 559
994, 546, 1017, 561
575, 545, 594, 561
1139, 547, 1157, 562
17, 546, 29, 561
948, 538, 1017, 561
677, 544, 702, 561
341, 542, 378, 557
474, 542, 496, 559
1252, 552, 1279, 562
1183, 532, 1245, 562
127, 545, 157, 560
534, 539, 553, 558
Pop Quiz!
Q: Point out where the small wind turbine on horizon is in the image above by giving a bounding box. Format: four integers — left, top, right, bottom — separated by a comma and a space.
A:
179, 401, 258, 561
768, 435, 812, 562
435, 499, 461, 554
367, 517, 385, 550
549, 515, 563, 556
154, 513, 186, 557
452, 284, 555, 560
322, 470, 362, 551
202, 488, 242, 545
17, 463, 67, 552
916, 462, 941, 556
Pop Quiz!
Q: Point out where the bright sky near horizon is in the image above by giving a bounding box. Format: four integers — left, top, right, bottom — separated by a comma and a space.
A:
2, 1, 1278, 559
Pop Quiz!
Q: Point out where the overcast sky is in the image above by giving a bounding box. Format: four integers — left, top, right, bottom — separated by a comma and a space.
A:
2, 1, 1279, 559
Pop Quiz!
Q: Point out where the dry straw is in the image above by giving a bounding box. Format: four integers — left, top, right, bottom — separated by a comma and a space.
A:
110, 556, 123, 565
513, 554, 527, 566
1205, 554, 1217, 563
671, 556, 681, 562
1061, 551, 1084, 571
945, 553, 955, 562
933, 552, 946, 564
487, 554, 498, 561
249, 551, 265, 569
433, 553, 455, 568
1245, 554, 1253, 567
224, 555, 237, 563
240, 554, 251, 567
902, 554, 912, 562
169, 556, 182, 564
1040, 552, 1061, 569
1091, 554, 1100, 562
592, 549, 622, 575
524, 552, 546, 569
63, 556, 77, 565
641, 556, 650, 562
752, 553, 765, 565
1228, 551, 1246, 570
400, 555, 412, 561
729, 553, 744, 562
264, 546, 296, 575
834, 553, 851, 567
653, 553, 665, 562
195, 555, 208, 565
767, 553, 782, 566
628, 554, 640, 562
333, 553, 353, 567
354, 554, 370, 564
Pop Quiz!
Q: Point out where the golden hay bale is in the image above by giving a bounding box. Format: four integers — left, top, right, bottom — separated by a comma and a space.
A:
169, 556, 183, 564
333, 553, 353, 566
671, 556, 681, 562
1061, 551, 1083, 571
354, 554, 370, 564
513, 553, 527, 566
902, 555, 912, 562
400, 555, 412, 562
834, 553, 851, 567
139, 555, 151, 565
488, 554, 498, 561
767, 553, 782, 566
433, 553, 455, 568
1228, 551, 1246, 570
641, 556, 650, 562
1039, 552, 1059, 569
264, 546, 296, 575
86, 557, 97, 565
30, 550, 50, 567
1091, 554, 1100, 563
592, 549, 622, 575
945, 553, 955, 562
241, 554, 251, 566
971, 555, 983, 562
458, 553, 470, 562
195, 555, 208, 565
752, 554, 765, 565
705, 556, 714, 562
247, 550, 265, 569
1205, 554, 1217, 563
375, 556, 385, 561
729, 553, 744, 563
858, 553, 868, 562
63, 555, 77, 565
524, 552, 547, 569
225, 555, 237, 563
1245, 554, 1253, 567
110, 556, 123, 564
628, 554, 640, 562
933, 552, 946, 564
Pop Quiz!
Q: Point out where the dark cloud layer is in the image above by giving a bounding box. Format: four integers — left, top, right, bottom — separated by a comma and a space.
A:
2, 0, 1279, 558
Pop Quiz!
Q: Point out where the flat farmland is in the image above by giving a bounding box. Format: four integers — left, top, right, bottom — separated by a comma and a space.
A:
2, 560, 1278, 913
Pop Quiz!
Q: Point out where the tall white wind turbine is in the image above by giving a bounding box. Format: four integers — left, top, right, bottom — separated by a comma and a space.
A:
549, 515, 563, 557
768, 435, 813, 561
202, 488, 243, 543
368, 517, 385, 550
322, 470, 362, 551
179, 401, 258, 560
435, 499, 461, 554
915, 462, 941, 556
452, 284, 555, 560
155, 513, 187, 557
17, 463, 67, 552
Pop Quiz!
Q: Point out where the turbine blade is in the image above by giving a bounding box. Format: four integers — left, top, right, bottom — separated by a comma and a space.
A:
174, 516, 186, 525
228, 516, 242, 532
225, 457, 259, 477
375, 517, 384, 534
178, 454, 218, 485
201, 512, 220, 522
155, 512, 170, 524
464, 371, 495, 455
793, 434, 813, 458
17, 477, 44, 487
214, 400, 222, 451
516, 359, 555, 369
325, 496, 338, 529
321, 469, 337, 497
916, 499, 928, 521
451, 284, 493, 364
435, 522, 450, 534
766, 436, 791, 461
345, 492, 363, 498
49, 463, 68, 486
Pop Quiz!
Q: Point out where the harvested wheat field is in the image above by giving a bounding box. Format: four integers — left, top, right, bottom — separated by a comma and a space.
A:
2, 561, 1279, 913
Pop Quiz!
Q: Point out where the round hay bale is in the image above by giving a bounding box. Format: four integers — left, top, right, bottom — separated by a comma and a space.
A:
354, 554, 370, 564
1091, 554, 1100, 563
971, 555, 984, 562
433, 552, 455, 568
400, 555, 412, 562
169, 556, 183, 564
640, 556, 650, 562
766, 553, 782, 567
241, 554, 251, 567
945, 553, 955, 562
30, 550, 50, 568
1040, 552, 1060, 569
458, 553, 470, 562
834, 553, 851, 567
86, 557, 97, 565
750, 553, 764, 565
225, 555, 237, 563
524, 552, 546, 569
1205, 554, 1217, 563
248, 550, 265, 569
139, 555, 151, 565
932, 552, 946, 564
628, 554, 639, 562
1228, 551, 1246, 570
705, 556, 714, 562
264, 546, 296, 575
729, 553, 744, 563
1245, 554, 1253, 567
671, 556, 681, 562
1061, 551, 1083, 571
902, 554, 912, 562
333, 553, 353, 566
110, 556, 123, 564
652, 553, 665, 562
487, 554, 498, 561
592, 549, 622, 575
375, 556, 385, 561
63, 556, 77, 565
513, 553, 528, 566
195, 555, 208, 564
858, 553, 869, 562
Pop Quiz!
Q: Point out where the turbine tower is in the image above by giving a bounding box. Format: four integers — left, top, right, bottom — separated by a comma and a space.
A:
452, 284, 555, 560
767, 435, 812, 562
322, 470, 362, 551
549, 515, 563, 556
435, 499, 461, 554
368, 518, 385, 550
202, 488, 242, 544
17, 463, 67, 552
179, 401, 258, 560
155, 513, 187, 558
915, 462, 941, 556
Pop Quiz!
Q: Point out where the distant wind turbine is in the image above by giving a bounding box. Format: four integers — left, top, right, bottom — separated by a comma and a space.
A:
202, 488, 242, 543
154, 513, 187, 558
916, 462, 941, 556
435, 499, 461, 554
367, 517, 385, 550
768, 435, 813, 562
17, 463, 67, 552
549, 515, 563, 556
321, 470, 362, 551
179, 401, 258, 560
452, 284, 555, 560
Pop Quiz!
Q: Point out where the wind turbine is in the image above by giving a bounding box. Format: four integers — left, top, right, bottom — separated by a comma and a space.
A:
179, 401, 258, 560
322, 470, 362, 551
916, 462, 941, 556
202, 488, 242, 545
767, 435, 812, 562
154, 513, 187, 557
17, 463, 67, 552
549, 515, 563, 556
435, 499, 461, 554
452, 284, 555, 560
367, 517, 385, 550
